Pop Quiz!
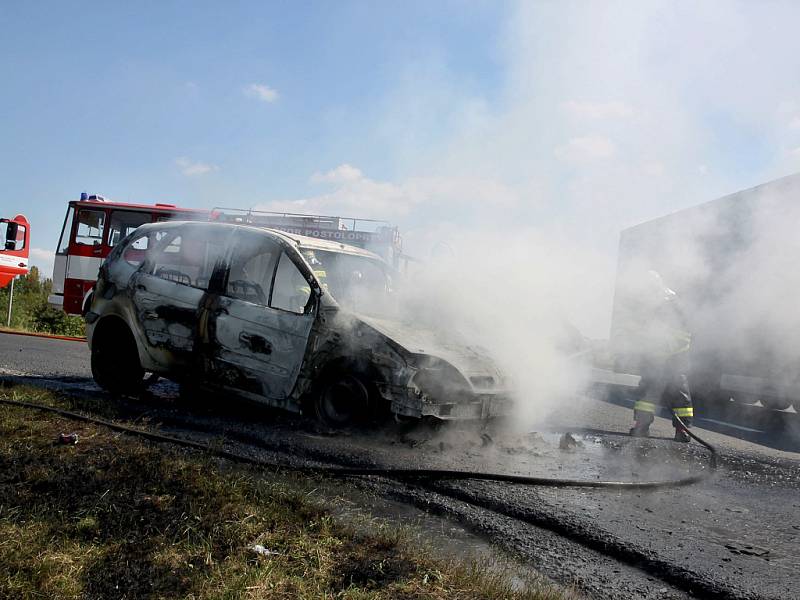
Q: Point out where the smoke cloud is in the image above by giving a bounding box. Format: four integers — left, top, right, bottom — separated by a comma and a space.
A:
254, 2, 800, 423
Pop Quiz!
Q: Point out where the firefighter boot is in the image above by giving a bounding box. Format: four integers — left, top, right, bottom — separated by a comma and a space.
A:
630, 408, 655, 437
674, 426, 691, 443
629, 421, 651, 438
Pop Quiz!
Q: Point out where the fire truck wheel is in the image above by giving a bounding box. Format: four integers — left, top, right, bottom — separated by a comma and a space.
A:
91, 320, 145, 396
314, 373, 372, 427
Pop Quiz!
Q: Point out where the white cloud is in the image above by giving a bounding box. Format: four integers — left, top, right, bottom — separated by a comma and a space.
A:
257, 166, 517, 222
30, 248, 54, 261
790, 116, 800, 130
259, 168, 410, 220
175, 157, 219, 176
244, 83, 279, 103
562, 100, 634, 120
310, 164, 364, 184
554, 136, 616, 162
29, 248, 55, 278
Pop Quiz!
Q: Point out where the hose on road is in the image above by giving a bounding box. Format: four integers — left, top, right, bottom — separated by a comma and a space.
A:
0, 397, 717, 490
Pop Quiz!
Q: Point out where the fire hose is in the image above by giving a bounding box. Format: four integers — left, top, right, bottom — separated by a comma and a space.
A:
0, 397, 716, 490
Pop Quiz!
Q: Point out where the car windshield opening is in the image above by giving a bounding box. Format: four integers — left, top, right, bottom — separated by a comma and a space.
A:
304, 249, 394, 316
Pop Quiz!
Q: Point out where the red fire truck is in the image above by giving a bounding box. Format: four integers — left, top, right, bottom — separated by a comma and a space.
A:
51, 196, 407, 315
0, 214, 30, 288
50, 195, 207, 314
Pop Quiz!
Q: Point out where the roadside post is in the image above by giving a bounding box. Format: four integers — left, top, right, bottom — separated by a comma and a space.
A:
6, 276, 13, 327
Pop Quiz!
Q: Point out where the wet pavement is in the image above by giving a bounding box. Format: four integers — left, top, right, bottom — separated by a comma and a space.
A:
2, 331, 800, 599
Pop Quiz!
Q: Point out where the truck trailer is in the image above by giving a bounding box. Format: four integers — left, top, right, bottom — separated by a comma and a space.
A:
610, 172, 800, 412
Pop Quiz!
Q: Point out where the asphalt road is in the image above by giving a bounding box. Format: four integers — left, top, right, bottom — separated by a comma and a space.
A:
0, 331, 91, 379
2, 331, 799, 599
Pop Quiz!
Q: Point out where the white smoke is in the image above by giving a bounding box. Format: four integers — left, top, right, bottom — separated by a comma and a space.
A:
391, 229, 605, 424
610, 175, 800, 408
253, 2, 800, 422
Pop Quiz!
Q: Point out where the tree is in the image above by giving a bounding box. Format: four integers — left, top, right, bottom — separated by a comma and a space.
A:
1, 269, 85, 336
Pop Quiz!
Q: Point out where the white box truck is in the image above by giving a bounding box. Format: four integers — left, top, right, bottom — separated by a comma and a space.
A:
610, 173, 800, 411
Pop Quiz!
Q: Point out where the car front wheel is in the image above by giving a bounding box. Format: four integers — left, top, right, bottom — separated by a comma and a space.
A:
314, 373, 371, 427
91, 321, 145, 396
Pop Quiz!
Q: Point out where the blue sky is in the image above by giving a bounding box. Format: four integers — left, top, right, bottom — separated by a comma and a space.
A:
2, 0, 800, 287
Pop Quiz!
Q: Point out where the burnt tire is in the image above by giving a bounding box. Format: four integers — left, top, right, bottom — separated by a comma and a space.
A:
314, 373, 372, 427
91, 321, 145, 396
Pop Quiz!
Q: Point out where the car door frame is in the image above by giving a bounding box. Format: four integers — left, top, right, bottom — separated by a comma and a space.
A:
199, 229, 321, 409
129, 224, 230, 372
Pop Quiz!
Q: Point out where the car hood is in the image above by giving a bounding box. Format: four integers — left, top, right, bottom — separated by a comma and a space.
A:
354, 314, 507, 390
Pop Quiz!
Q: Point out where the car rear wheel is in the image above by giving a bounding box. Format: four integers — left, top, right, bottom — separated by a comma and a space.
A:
314, 373, 371, 427
91, 321, 145, 396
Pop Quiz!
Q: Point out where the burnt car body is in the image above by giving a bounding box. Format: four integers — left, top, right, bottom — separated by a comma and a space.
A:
86, 221, 513, 423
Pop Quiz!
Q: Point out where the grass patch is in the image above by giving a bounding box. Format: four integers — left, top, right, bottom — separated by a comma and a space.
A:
0, 385, 571, 599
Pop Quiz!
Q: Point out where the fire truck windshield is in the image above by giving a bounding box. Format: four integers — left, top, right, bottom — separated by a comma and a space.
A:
109, 211, 153, 246
75, 209, 105, 246
1, 221, 26, 252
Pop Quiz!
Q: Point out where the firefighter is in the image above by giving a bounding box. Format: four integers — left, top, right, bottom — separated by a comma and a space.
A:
616, 270, 694, 442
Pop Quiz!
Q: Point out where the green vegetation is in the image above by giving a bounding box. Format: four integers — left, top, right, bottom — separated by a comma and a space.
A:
0, 385, 571, 600
0, 268, 84, 336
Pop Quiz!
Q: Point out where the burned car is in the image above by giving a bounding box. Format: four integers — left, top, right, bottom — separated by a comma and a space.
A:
86, 221, 513, 424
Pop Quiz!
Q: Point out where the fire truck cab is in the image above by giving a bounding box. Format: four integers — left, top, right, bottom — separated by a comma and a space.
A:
50, 194, 207, 314
0, 214, 30, 288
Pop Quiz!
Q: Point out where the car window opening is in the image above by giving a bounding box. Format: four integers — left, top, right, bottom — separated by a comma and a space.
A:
147, 229, 228, 291
306, 249, 393, 316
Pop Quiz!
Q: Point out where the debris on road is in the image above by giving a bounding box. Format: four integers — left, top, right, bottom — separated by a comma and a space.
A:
725, 506, 750, 514
558, 432, 583, 450
724, 542, 771, 557
57, 432, 78, 445
249, 544, 281, 557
